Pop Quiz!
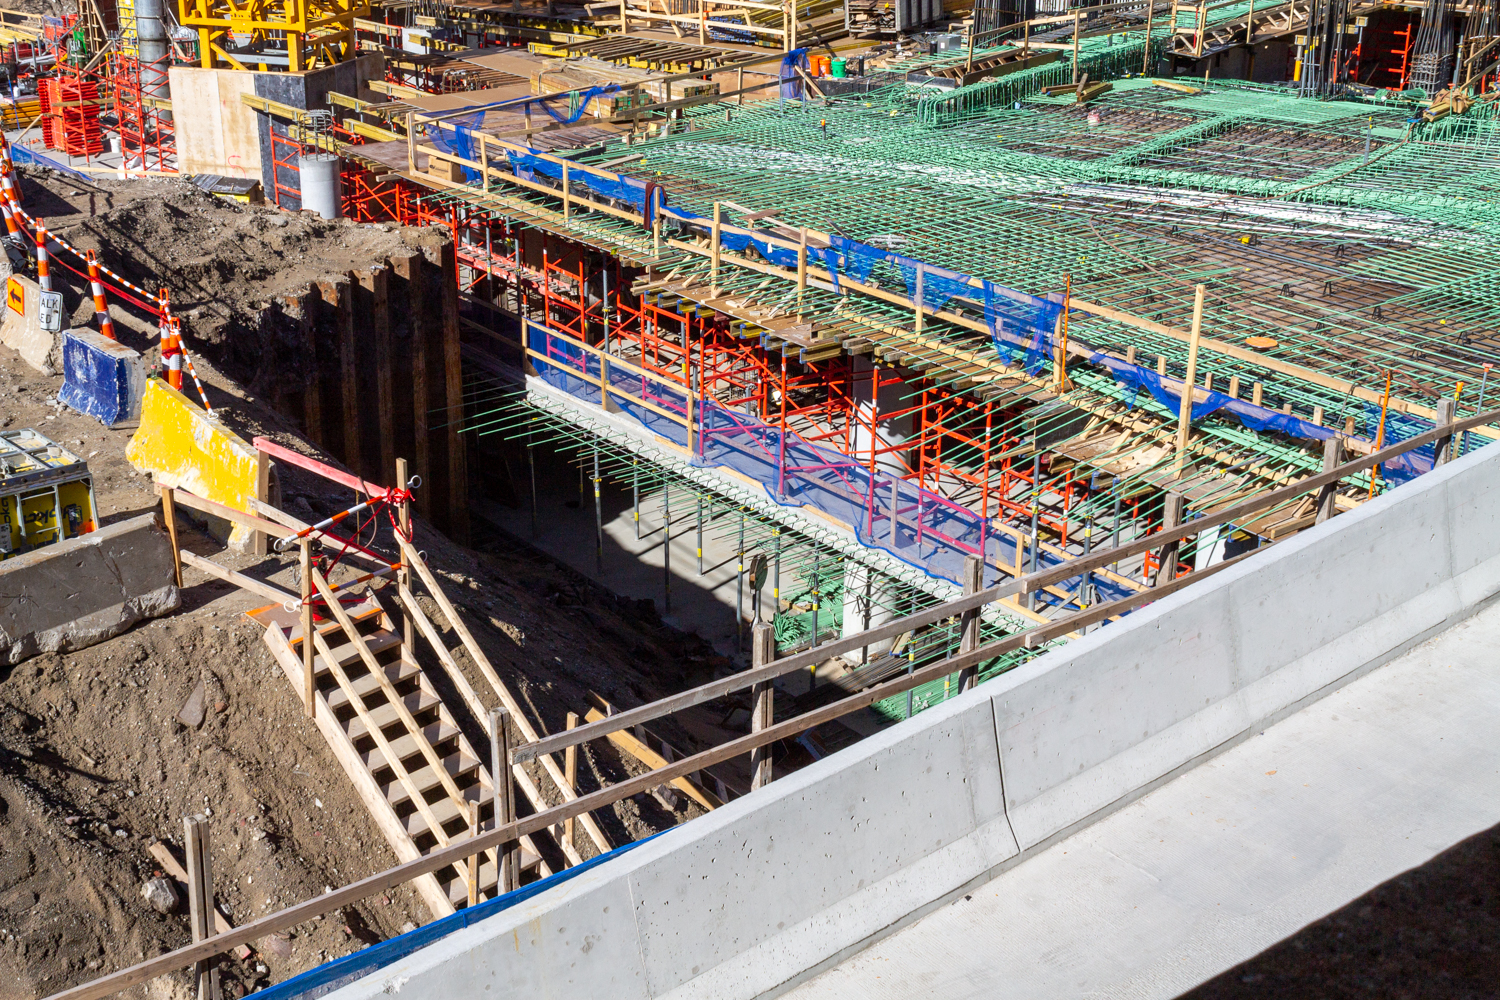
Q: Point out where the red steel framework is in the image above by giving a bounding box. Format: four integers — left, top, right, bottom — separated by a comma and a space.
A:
334, 159, 1148, 569
110, 53, 174, 172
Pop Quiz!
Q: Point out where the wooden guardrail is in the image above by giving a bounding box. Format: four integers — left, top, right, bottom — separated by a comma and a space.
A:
47, 403, 1499, 1000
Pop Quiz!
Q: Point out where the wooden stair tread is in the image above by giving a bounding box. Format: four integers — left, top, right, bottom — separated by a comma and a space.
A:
384, 753, 483, 809
343, 688, 443, 741
325, 657, 421, 711
400, 789, 490, 839
360, 722, 461, 773
314, 628, 403, 675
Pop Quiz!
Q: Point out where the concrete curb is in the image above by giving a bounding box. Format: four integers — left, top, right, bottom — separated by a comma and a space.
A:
0, 512, 181, 665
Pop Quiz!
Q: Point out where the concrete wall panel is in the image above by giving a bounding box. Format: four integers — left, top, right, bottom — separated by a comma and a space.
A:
629, 697, 1007, 997
321, 445, 1500, 1000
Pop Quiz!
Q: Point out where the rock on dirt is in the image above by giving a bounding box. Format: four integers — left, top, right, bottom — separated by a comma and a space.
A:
141, 878, 180, 915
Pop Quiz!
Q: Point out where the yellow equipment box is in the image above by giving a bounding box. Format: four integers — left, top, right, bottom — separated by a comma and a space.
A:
0, 428, 98, 558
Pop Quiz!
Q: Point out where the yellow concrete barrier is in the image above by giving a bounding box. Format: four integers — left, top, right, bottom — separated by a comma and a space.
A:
125, 378, 260, 549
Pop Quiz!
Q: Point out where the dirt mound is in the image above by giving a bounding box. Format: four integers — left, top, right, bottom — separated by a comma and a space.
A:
0, 279, 732, 998
13, 169, 448, 392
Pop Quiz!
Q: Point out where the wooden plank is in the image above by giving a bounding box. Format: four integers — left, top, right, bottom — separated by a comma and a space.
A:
438, 240, 470, 544
584, 707, 717, 812
363, 264, 397, 483
180, 550, 296, 606
164, 487, 292, 539
398, 252, 434, 526
250, 437, 387, 497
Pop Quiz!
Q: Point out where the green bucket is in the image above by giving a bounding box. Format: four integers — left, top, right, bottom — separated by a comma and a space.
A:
831, 58, 847, 78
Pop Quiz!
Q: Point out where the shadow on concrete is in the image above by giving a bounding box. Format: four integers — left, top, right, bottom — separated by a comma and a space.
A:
1180, 819, 1500, 998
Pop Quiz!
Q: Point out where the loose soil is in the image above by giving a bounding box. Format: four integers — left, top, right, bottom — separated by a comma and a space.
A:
0, 172, 747, 999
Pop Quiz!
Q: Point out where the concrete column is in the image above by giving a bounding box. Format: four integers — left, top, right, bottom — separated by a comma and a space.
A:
841, 560, 896, 664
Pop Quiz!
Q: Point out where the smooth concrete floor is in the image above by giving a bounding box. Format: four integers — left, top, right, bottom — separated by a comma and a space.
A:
781, 598, 1500, 1000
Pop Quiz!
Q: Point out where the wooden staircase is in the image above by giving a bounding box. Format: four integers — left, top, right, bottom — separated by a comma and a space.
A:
254, 597, 545, 918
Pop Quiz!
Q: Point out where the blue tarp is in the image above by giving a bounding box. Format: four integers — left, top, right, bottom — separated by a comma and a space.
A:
780, 48, 809, 100
253, 833, 660, 1000
426, 110, 485, 182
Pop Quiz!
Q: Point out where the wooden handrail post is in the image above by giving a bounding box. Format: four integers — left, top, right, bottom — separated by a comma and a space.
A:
492, 708, 520, 892
184, 815, 220, 1000
564, 711, 579, 850
1316, 437, 1342, 524
252, 447, 271, 556
1435, 398, 1457, 466
396, 456, 413, 653
750, 623, 775, 789
159, 486, 183, 588
300, 539, 315, 718
1173, 284, 1205, 478
957, 555, 983, 692
1152, 492, 1184, 587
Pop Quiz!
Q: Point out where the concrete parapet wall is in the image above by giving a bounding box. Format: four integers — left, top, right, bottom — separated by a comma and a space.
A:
321, 444, 1500, 1000
0, 512, 180, 665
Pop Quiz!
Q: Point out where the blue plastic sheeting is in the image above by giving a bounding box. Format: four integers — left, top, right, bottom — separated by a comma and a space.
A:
1363, 404, 1434, 485
253, 834, 660, 1000
8, 142, 87, 180
506, 149, 652, 211
781, 48, 809, 99
426, 110, 485, 182
527, 322, 1130, 605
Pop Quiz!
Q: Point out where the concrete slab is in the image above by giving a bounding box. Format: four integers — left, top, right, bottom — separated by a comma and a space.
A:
0, 511, 180, 664
782, 597, 1500, 1000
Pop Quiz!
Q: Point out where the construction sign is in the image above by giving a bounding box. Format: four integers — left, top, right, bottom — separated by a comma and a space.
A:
6, 276, 22, 316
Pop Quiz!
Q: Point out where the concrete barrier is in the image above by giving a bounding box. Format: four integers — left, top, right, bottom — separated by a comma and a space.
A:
126, 378, 261, 549
0, 273, 59, 375
0, 512, 180, 664
58, 329, 146, 427
319, 443, 1500, 1000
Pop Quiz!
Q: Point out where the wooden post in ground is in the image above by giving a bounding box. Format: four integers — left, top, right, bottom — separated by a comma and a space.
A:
160, 486, 183, 588
252, 448, 271, 556
300, 539, 315, 718
1316, 437, 1342, 524
184, 815, 220, 1000
1152, 492, 1184, 587
750, 623, 775, 790
491, 708, 520, 892
467, 800, 480, 907
957, 554, 983, 692
1173, 284, 1206, 478
1435, 398, 1457, 466
564, 711, 579, 851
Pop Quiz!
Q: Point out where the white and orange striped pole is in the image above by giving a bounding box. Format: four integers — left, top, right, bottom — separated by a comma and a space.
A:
86, 250, 117, 340
0, 178, 20, 242
158, 287, 182, 389
34, 219, 50, 291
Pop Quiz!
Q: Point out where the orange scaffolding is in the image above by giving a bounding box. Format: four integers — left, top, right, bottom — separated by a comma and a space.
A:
109, 53, 174, 172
